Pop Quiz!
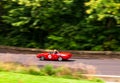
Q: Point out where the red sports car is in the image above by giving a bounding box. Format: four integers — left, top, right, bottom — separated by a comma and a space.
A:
36, 50, 72, 61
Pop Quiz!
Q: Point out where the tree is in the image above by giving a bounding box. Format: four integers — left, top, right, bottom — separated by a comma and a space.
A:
85, 0, 120, 27
1, 0, 75, 48
84, 0, 120, 51
45, 0, 88, 50
2, 0, 120, 51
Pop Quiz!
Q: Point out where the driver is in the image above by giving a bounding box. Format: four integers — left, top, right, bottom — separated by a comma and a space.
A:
53, 49, 59, 54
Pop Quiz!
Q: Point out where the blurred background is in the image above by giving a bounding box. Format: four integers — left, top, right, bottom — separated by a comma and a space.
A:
0, 0, 120, 51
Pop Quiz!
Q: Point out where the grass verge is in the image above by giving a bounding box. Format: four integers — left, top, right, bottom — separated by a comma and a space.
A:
0, 71, 104, 83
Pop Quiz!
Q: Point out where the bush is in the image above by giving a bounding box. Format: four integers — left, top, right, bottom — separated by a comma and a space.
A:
41, 65, 57, 76
0, 62, 100, 81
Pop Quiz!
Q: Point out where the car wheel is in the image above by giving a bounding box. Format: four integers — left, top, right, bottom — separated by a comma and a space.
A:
40, 56, 44, 61
58, 57, 63, 61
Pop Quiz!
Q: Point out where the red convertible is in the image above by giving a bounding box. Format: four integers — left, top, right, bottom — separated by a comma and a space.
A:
36, 50, 72, 61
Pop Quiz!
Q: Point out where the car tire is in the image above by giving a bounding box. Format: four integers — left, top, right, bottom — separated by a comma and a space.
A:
58, 57, 63, 61
40, 56, 44, 61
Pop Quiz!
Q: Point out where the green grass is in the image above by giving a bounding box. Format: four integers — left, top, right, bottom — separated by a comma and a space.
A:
0, 72, 104, 83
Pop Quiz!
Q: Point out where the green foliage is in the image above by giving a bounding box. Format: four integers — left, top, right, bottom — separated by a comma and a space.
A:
0, 62, 102, 81
46, 24, 80, 50
0, 0, 120, 51
41, 65, 57, 76
85, 0, 120, 24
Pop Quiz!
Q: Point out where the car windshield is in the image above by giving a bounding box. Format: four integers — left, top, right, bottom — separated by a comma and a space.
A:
49, 52, 53, 54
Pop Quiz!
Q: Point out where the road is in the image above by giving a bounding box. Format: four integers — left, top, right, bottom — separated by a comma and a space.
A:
0, 53, 120, 76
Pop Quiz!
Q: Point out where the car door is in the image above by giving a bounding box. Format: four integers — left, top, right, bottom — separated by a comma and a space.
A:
47, 54, 52, 60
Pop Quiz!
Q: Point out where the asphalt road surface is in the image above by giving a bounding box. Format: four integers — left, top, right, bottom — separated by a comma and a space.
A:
0, 53, 120, 76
